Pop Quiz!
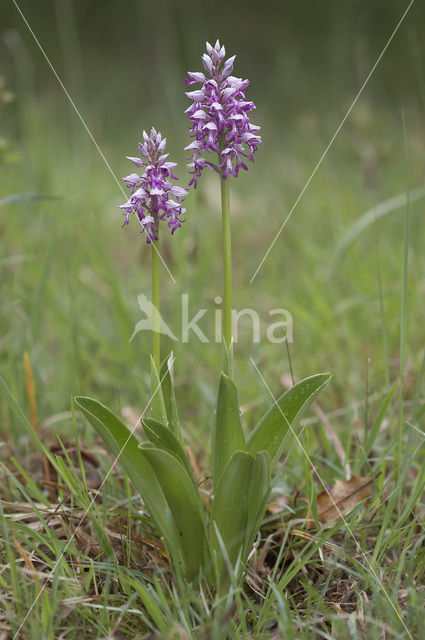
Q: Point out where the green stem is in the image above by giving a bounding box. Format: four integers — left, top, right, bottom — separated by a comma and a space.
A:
220, 174, 232, 352
151, 214, 160, 374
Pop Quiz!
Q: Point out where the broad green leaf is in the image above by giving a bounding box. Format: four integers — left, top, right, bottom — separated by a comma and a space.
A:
211, 451, 250, 584
244, 451, 270, 559
150, 355, 168, 425
74, 397, 183, 572
211, 450, 269, 588
138, 445, 210, 582
142, 417, 195, 485
247, 373, 331, 467
159, 353, 183, 444
212, 373, 246, 489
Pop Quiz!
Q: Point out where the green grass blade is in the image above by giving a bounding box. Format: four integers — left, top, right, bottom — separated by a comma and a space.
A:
415, 403, 425, 421
0, 193, 59, 205
330, 185, 425, 272
246, 373, 331, 467
359, 383, 398, 471
128, 579, 169, 633
397, 113, 411, 478
31, 226, 57, 340
0, 376, 55, 465
412, 351, 425, 422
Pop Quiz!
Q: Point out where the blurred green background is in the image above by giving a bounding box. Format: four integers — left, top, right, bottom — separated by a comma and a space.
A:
1, 0, 424, 445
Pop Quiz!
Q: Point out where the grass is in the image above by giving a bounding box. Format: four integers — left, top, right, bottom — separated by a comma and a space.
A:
1, 7, 425, 636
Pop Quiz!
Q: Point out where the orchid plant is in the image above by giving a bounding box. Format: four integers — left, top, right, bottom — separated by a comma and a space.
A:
75, 40, 331, 592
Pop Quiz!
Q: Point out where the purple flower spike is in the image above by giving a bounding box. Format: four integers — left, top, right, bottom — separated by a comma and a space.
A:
119, 127, 188, 243
185, 39, 261, 187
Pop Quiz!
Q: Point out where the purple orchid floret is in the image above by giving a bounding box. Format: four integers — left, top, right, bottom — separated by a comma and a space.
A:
119, 127, 188, 243
185, 39, 261, 187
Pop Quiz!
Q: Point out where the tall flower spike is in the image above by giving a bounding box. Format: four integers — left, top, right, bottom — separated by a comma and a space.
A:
185, 40, 261, 187
119, 127, 188, 243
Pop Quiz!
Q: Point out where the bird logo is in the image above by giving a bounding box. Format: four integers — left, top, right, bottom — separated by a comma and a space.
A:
130, 294, 178, 342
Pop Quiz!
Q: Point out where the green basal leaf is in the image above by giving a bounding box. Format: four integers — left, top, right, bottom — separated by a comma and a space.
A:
142, 417, 195, 485
212, 373, 246, 490
210, 450, 270, 589
150, 355, 168, 425
74, 397, 184, 574
246, 373, 331, 467
138, 445, 210, 582
244, 450, 270, 560
211, 451, 250, 585
159, 353, 183, 444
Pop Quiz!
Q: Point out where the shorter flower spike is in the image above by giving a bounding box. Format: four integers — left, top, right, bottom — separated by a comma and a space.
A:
119, 128, 188, 243
185, 40, 261, 187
